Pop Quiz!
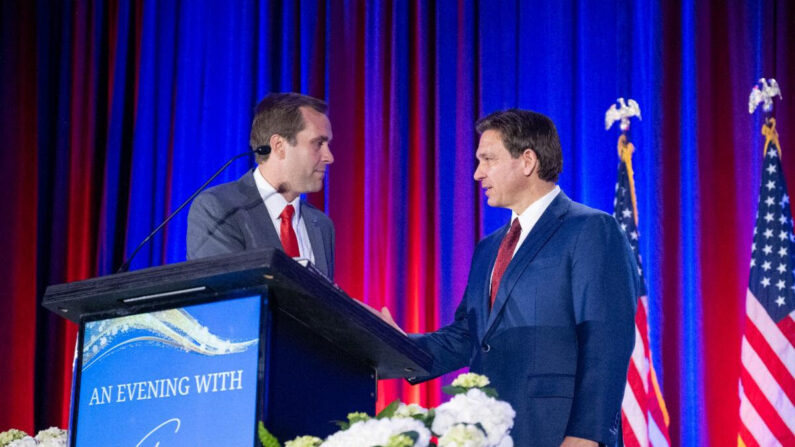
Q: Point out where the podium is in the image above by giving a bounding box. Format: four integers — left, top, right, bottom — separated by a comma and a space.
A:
42, 248, 432, 446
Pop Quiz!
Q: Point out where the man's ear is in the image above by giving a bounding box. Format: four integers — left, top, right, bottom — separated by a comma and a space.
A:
270, 134, 287, 159
522, 148, 538, 176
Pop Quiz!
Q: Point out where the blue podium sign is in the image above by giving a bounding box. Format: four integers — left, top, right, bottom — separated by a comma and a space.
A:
73, 295, 262, 446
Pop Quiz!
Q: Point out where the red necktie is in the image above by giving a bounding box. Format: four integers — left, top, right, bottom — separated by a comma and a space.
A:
490, 218, 522, 308
279, 205, 300, 257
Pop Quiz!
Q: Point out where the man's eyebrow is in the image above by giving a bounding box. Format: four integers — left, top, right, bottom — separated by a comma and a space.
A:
311, 136, 331, 143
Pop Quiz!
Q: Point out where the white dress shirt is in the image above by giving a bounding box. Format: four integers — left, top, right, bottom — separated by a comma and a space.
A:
489, 186, 561, 289
510, 185, 561, 257
253, 169, 315, 264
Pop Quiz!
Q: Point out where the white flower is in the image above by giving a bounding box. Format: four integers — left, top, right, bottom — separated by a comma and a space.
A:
394, 403, 428, 418
320, 417, 431, 447
37, 439, 66, 447
0, 429, 28, 445
451, 373, 490, 389
7, 437, 37, 447
34, 427, 66, 443
438, 424, 487, 447
432, 389, 514, 447
1, 428, 67, 447
285, 435, 322, 447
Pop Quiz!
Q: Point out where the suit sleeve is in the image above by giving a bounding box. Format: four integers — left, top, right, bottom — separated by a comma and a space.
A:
565, 214, 638, 444
407, 298, 474, 382
186, 191, 245, 260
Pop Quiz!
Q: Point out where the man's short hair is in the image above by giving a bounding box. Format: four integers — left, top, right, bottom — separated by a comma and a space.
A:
250, 92, 328, 163
475, 109, 563, 182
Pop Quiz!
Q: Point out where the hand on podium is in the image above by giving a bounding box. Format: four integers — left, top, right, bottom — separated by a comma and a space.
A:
378, 306, 407, 336
350, 299, 407, 336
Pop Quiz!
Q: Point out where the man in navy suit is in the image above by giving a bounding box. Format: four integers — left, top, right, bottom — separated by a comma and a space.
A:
387, 109, 637, 446
187, 93, 335, 279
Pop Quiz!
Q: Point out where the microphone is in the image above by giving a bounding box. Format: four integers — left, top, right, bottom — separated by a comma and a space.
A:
116, 146, 270, 273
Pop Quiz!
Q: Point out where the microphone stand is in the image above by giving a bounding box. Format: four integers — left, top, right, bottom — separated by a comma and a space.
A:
117, 146, 270, 273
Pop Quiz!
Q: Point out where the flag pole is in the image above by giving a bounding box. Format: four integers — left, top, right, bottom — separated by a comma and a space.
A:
762, 117, 781, 158
738, 77, 792, 447
606, 97, 673, 447
618, 134, 639, 226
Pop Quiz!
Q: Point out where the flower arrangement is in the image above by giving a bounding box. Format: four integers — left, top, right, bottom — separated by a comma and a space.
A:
0, 427, 67, 447
260, 373, 515, 447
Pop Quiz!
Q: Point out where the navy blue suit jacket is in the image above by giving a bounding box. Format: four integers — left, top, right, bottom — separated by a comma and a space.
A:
186, 171, 335, 280
410, 192, 637, 446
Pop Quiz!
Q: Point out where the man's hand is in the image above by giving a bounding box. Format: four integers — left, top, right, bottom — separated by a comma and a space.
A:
379, 306, 407, 336
350, 299, 407, 336
560, 436, 598, 447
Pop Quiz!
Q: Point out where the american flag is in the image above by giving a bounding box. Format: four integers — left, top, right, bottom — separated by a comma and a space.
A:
613, 143, 672, 447
739, 135, 795, 446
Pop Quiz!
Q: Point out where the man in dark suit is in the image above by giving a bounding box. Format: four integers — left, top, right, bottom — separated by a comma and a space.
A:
385, 109, 637, 446
187, 92, 335, 279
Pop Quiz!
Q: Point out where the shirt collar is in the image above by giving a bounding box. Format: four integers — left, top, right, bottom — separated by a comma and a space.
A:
253, 168, 301, 222
511, 185, 561, 233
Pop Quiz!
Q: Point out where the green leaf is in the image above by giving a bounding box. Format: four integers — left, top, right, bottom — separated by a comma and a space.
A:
335, 411, 370, 430
482, 387, 499, 398
333, 419, 350, 430
385, 432, 417, 447
421, 408, 435, 429
257, 422, 281, 447
401, 430, 419, 442
376, 399, 401, 419
443, 384, 499, 398
441, 385, 467, 396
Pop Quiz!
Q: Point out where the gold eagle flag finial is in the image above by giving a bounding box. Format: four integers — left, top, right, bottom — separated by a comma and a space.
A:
606, 98, 642, 226
749, 78, 783, 157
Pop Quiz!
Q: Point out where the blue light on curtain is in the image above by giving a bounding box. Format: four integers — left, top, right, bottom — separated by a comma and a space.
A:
678, 0, 707, 445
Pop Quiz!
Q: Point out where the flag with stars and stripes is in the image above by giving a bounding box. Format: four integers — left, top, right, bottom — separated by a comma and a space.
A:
613, 146, 672, 447
738, 134, 795, 446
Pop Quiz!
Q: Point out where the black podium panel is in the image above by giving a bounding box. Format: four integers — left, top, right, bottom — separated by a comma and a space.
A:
265, 308, 374, 440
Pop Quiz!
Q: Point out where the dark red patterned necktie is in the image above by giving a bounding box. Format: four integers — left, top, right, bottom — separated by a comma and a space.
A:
279, 204, 300, 257
490, 218, 522, 308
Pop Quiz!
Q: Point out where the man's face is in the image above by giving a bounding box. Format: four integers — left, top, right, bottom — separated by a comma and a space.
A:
282, 107, 334, 194
473, 130, 530, 210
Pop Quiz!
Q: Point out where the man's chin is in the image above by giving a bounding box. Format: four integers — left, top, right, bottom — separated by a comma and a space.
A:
306, 182, 324, 193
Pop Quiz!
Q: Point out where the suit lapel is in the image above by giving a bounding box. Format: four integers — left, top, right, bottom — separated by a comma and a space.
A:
239, 172, 330, 278
482, 192, 572, 339
476, 231, 505, 341
237, 172, 282, 250
302, 204, 329, 277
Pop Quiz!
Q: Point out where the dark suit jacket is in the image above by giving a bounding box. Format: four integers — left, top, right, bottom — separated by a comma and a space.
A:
409, 192, 637, 446
186, 171, 335, 280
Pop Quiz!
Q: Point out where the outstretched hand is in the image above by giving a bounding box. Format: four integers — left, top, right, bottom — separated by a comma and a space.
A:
350, 299, 407, 336
379, 306, 407, 336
